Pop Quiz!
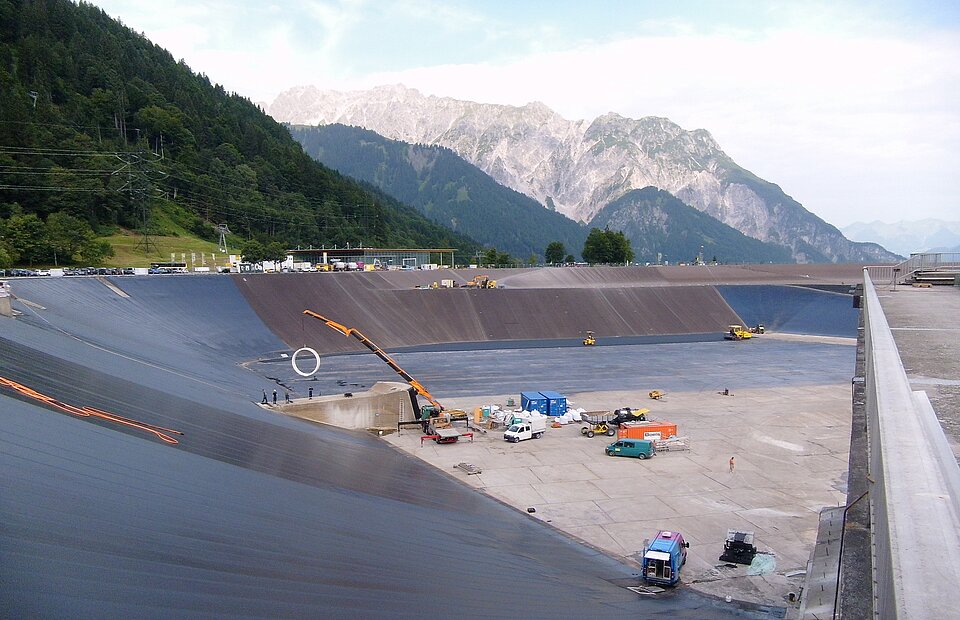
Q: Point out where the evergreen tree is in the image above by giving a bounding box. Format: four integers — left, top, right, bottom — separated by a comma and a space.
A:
582, 228, 634, 264
545, 241, 565, 265
0, 0, 481, 266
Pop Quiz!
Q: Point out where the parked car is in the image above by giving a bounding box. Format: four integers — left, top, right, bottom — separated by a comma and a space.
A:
605, 439, 656, 459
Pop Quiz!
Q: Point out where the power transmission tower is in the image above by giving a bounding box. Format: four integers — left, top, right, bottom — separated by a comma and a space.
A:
214, 223, 231, 253
114, 147, 164, 255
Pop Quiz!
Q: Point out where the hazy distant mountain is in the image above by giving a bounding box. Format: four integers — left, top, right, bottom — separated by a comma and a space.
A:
268, 84, 900, 264
592, 187, 793, 264
288, 124, 588, 259
842, 219, 960, 257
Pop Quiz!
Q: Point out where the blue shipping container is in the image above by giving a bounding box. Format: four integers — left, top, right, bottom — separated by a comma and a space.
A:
539, 390, 568, 417
520, 391, 549, 415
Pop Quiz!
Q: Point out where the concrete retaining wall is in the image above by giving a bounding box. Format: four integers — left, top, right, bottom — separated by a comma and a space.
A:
273, 381, 415, 429
862, 273, 960, 618
234, 272, 742, 352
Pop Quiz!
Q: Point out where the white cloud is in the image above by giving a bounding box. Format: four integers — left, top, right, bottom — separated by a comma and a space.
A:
86, 0, 960, 225
353, 25, 959, 225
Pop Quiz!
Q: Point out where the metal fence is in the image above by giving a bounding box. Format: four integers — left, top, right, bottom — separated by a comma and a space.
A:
861, 270, 960, 618
866, 252, 960, 285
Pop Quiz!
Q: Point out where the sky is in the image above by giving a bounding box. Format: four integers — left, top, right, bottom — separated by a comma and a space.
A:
87, 0, 960, 227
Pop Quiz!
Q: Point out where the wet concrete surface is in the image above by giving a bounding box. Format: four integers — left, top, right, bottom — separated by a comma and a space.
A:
262, 338, 857, 404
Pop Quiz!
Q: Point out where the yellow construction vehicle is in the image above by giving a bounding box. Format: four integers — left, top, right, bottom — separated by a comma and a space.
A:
724, 325, 753, 341
583, 331, 596, 346
465, 275, 497, 289
648, 390, 665, 400
303, 309, 465, 442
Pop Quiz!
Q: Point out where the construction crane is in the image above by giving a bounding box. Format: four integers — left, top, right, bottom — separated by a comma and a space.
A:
303, 309, 442, 410
302, 310, 465, 442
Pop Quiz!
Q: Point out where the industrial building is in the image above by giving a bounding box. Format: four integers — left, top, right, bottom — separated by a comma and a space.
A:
287, 247, 456, 269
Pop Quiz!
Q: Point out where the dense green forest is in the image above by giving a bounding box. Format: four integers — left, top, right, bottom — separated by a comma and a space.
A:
288, 124, 589, 261
591, 187, 794, 264
0, 0, 481, 267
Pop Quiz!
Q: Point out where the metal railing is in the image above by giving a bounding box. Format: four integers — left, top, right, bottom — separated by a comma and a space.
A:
866, 252, 960, 285
861, 270, 960, 618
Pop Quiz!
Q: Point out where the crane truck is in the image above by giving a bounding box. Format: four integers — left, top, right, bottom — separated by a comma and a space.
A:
302, 309, 465, 443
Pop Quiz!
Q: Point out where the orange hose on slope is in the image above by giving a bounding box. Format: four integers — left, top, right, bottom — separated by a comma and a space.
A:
0, 374, 183, 444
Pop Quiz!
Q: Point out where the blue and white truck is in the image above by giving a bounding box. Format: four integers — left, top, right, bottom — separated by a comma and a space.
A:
643, 530, 689, 586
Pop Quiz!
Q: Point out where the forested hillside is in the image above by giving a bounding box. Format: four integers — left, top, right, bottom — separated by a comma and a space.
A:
289, 123, 588, 260
0, 0, 480, 267
592, 187, 794, 264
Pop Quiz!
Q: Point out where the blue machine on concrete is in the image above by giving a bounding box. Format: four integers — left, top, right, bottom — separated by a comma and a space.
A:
643, 531, 689, 586
520, 391, 548, 415
538, 390, 568, 417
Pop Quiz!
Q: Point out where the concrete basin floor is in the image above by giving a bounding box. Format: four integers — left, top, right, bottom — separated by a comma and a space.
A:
384, 376, 851, 610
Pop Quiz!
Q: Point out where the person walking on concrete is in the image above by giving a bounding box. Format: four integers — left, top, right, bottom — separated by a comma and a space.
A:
308, 387, 313, 399
285, 391, 291, 403
272, 389, 277, 405
729, 456, 736, 473
261, 390, 268, 404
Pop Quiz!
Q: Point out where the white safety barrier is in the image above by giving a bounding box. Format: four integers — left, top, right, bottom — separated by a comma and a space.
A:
862, 270, 960, 618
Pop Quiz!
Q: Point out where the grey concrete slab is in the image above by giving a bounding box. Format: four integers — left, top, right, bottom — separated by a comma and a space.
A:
529, 462, 599, 483
533, 500, 614, 528
534, 479, 613, 503
661, 492, 752, 516
800, 506, 843, 620
877, 286, 960, 459
596, 496, 681, 522
382, 352, 852, 613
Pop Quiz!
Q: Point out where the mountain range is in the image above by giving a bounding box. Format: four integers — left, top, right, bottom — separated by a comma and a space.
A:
290, 124, 797, 264
842, 219, 960, 256
268, 84, 900, 264
288, 124, 588, 260
592, 187, 793, 264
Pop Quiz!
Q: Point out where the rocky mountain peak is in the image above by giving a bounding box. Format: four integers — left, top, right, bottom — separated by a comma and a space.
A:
267, 85, 899, 263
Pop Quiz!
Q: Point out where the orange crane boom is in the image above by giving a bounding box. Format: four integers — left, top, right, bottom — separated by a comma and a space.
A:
302, 309, 444, 411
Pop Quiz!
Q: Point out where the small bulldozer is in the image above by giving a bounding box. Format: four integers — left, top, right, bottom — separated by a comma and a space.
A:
466, 275, 497, 289
724, 325, 753, 341
583, 330, 596, 346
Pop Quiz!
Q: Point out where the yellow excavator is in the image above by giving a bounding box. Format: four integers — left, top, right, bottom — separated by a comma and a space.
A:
303, 309, 464, 442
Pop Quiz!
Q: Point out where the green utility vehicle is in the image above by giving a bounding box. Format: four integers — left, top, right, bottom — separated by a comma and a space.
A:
605, 439, 656, 459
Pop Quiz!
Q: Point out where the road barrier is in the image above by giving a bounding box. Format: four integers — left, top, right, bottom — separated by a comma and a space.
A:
861, 270, 960, 618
